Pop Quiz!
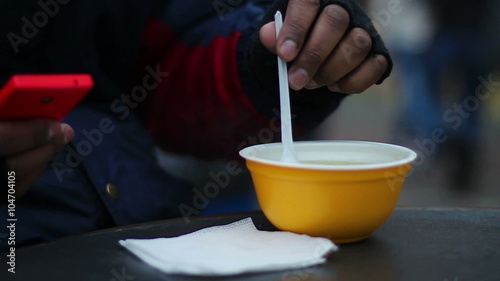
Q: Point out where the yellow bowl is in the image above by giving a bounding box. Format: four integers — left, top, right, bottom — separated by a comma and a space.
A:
239, 141, 417, 243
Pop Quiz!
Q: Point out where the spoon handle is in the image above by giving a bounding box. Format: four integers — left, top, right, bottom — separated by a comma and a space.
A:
275, 11, 299, 163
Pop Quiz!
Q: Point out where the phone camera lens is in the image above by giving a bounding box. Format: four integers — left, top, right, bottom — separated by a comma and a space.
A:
40, 96, 53, 103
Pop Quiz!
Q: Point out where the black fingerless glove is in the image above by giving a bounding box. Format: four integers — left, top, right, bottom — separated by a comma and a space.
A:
250, 0, 392, 93
244, 0, 392, 129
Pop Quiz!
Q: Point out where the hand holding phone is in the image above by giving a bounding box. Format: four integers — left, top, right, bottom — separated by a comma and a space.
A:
0, 119, 74, 197
0, 74, 93, 121
0, 74, 91, 196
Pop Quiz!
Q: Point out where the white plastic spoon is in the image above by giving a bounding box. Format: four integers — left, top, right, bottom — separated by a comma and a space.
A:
275, 11, 299, 163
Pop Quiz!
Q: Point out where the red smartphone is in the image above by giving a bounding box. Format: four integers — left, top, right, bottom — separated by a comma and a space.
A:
0, 74, 93, 121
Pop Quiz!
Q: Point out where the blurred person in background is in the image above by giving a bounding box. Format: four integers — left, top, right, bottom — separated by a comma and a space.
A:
372, 0, 495, 190
426, 1, 491, 187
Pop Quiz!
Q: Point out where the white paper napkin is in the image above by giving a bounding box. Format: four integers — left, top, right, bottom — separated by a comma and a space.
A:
119, 218, 337, 276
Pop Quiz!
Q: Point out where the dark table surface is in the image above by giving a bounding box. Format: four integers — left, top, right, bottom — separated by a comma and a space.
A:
4, 207, 500, 281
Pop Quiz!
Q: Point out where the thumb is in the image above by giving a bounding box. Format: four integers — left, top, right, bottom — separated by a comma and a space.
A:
259, 22, 277, 54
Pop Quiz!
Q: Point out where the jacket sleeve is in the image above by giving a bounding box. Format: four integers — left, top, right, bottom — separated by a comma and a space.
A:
136, 0, 392, 160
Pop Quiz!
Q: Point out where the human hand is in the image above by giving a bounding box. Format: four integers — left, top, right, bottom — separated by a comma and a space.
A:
0, 120, 74, 196
259, 0, 388, 93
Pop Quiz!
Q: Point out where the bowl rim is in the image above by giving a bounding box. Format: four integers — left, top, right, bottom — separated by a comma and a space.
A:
239, 140, 418, 170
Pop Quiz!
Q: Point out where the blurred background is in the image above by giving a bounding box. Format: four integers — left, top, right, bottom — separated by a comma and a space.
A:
158, 0, 500, 214
330, 0, 500, 208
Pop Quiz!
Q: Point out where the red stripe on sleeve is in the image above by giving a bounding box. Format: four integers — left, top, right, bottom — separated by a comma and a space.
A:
136, 18, 277, 160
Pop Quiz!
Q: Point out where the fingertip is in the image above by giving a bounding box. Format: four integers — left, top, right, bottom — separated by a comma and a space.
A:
49, 122, 74, 144
60, 123, 74, 144
289, 67, 309, 90
327, 83, 340, 92
304, 79, 320, 90
330, 54, 390, 94
260, 22, 277, 53
374, 54, 388, 75
37, 119, 59, 142
279, 40, 297, 61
